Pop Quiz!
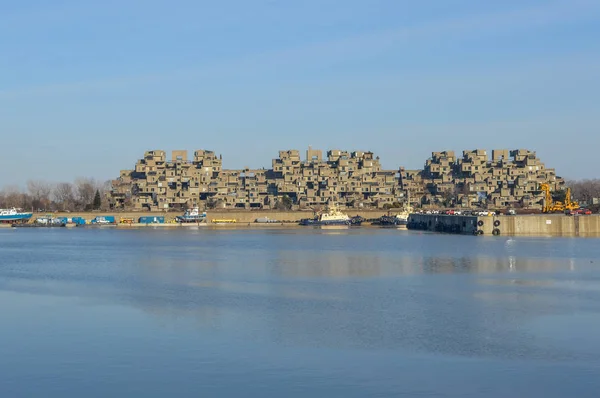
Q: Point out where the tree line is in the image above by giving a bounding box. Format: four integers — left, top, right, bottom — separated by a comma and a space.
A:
567, 179, 600, 210
0, 178, 111, 212
1, 178, 599, 212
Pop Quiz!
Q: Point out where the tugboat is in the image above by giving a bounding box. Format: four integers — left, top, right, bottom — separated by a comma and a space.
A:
299, 203, 353, 226
394, 204, 413, 226
373, 204, 413, 227
350, 215, 364, 226
176, 207, 207, 223
0, 208, 33, 224
373, 214, 403, 226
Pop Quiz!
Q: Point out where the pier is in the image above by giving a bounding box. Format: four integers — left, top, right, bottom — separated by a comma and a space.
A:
408, 214, 600, 236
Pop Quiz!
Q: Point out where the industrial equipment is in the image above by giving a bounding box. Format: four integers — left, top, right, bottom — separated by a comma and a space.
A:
540, 184, 579, 213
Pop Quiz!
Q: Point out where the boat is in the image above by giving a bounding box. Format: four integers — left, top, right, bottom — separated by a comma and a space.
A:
350, 215, 364, 225
255, 217, 279, 223
176, 207, 207, 223
0, 208, 33, 223
373, 214, 408, 226
373, 215, 403, 226
13, 214, 65, 228
299, 203, 352, 226
373, 204, 413, 227
394, 204, 413, 226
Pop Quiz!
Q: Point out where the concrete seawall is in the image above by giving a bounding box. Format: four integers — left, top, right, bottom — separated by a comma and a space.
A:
22, 211, 600, 236
408, 214, 600, 236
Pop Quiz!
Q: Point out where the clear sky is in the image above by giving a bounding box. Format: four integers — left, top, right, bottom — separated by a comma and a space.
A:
1, 0, 599, 186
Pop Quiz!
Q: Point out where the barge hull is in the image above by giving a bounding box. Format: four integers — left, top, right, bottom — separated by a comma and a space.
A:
408, 214, 600, 236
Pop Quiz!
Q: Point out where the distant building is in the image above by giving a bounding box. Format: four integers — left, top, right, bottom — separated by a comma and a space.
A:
108, 147, 565, 211
400, 149, 564, 209
108, 148, 402, 211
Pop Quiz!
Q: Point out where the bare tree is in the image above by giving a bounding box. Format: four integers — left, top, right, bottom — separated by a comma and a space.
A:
27, 180, 52, 210
2, 178, 115, 211
53, 182, 75, 211
74, 177, 97, 210
98, 180, 112, 210
568, 179, 600, 205
0, 185, 30, 209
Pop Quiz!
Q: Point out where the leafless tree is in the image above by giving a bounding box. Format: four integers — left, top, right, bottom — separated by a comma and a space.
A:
27, 179, 52, 210
0, 185, 30, 209
53, 182, 75, 211
98, 180, 112, 210
567, 179, 600, 205
74, 177, 97, 209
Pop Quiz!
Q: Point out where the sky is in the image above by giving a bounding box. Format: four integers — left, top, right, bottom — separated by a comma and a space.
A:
1, 0, 600, 187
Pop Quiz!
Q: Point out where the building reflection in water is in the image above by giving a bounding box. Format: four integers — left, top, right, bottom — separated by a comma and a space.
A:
3, 227, 595, 366
111, 242, 585, 360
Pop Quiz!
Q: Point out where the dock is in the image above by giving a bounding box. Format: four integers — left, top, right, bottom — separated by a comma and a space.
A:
408, 213, 600, 236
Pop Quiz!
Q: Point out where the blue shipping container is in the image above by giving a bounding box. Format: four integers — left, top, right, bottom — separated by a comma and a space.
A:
138, 216, 165, 224
91, 216, 116, 224
71, 217, 86, 225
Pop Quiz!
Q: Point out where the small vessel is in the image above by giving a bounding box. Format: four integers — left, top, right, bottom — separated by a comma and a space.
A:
373, 204, 413, 227
350, 215, 364, 226
300, 203, 352, 226
255, 217, 279, 223
394, 204, 413, 226
373, 215, 403, 226
0, 208, 33, 223
176, 207, 207, 223
13, 214, 65, 228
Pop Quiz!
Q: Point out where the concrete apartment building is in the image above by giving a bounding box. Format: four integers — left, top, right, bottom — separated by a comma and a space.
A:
109, 147, 564, 211
399, 149, 564, 209
109, 147, 403, 211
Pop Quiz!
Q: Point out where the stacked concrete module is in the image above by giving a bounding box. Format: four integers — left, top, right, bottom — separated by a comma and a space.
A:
398, 149, 564, 209
269, 148, 401, 209
108, 147, 403, 211
108, 147, 565, 212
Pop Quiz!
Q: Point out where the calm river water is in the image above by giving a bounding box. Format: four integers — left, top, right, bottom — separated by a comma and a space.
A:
1, 228, 600, 397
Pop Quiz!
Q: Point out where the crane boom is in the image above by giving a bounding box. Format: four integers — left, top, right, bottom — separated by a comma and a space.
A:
540, 184, 579, 213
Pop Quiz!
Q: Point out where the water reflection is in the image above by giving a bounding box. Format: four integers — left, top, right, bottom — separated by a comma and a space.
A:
96, 239, 598, 361
130, 248, 581, 283
271, 251, 383, 278
2, 229, 600, 365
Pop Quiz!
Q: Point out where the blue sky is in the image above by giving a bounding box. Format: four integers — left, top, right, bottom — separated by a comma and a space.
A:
1, 0, 599, 186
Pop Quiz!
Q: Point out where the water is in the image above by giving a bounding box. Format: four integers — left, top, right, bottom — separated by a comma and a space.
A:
1, 228, 600, 397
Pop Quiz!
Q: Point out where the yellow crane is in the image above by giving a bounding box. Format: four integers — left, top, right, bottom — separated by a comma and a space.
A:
540, 184, 579, 213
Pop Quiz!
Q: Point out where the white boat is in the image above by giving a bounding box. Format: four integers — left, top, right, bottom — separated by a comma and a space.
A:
394, 204, 413, 226
34, 215, 66, 226
255, 216, 279, 223
300, 203, 351, 226
374, 204, 413, 227
176, 207, 207, 223
0, 208, 33, 223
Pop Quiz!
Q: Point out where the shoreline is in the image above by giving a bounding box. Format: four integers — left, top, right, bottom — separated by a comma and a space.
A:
26, 209, 395, 224
7, 211, 600, 237
4, 220, 600, 236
